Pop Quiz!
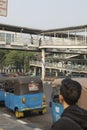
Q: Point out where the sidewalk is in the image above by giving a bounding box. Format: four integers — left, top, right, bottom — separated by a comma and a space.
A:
0, 113, 42, 130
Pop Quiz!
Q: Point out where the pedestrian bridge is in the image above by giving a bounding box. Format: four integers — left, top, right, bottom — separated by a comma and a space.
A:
0, 24, 87, 80
0, 31, 87, 50
0, 24, 87, 51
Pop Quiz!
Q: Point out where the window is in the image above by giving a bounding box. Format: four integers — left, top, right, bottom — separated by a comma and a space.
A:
5, 82, 14, 93
0, 33, 5, 41
28, 83, 39, 91
6, 33, 11, 44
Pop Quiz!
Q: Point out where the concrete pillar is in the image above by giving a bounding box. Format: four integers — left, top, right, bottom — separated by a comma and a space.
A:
41, 49, 45, 81
85, 28, 86, 45
34, 67, 36, 76
55, 70, 58, 77
50, 69, 52, 73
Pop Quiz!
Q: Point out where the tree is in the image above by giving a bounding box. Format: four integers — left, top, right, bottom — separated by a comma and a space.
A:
0, 49, 37, 73
0, 50, 9, 72
5, 50, 24, 71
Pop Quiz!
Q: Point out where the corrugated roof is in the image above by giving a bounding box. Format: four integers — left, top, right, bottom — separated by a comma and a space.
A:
41, 24, 87, 34
0, 23, 43, 34
0, 23, 87, 37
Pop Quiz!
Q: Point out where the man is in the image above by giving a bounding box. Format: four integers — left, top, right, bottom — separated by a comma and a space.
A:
51, 78, 87, 130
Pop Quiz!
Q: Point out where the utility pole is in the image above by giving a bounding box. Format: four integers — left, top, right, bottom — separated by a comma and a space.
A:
41, 49, 45, 81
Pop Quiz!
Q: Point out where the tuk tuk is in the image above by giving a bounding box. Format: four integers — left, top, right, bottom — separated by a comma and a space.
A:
4, 76, 47, 118
0, 76, 7, 102
50, 79, 64, 122
50, 78, 87, 122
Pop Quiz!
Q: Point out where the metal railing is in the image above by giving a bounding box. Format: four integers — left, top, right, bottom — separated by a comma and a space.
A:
0, 31, 87, 49
30, 60, 87, 73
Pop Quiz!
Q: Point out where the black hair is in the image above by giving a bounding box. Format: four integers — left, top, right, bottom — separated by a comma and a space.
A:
60, 78, 82, 105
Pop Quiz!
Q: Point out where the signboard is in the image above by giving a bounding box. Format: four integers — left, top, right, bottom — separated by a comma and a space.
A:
0, 0, 8, 17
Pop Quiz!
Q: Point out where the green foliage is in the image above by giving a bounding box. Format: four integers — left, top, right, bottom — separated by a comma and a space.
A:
0, 49, 36, 72
5, 50, 23, 66
0, 49, 10, 69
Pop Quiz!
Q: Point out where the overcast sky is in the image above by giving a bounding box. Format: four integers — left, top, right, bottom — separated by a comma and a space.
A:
0, 0, 87, 29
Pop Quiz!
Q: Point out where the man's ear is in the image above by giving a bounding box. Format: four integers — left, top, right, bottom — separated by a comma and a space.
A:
59, 94, 64, 104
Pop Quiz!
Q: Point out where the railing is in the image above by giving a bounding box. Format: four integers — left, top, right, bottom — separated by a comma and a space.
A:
41, 37, 87, 47
0, 31, 87, 49
30, 60, 87, 72
0, 31, 39, 48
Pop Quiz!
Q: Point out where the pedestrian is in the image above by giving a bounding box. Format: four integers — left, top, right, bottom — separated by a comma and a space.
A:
39, 38, 42, 46
31, 36, 33, 44
51, 78, 87, 130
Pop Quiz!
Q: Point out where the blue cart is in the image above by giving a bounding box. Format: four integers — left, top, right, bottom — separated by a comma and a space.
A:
51, 101, 64, 122
50, 85, 64, 122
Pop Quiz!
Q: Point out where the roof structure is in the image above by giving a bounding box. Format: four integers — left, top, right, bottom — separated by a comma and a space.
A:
40, 24, 87, 38
0, 23, 42, 35
0, 23, 87, 37
41, 24, 87, 34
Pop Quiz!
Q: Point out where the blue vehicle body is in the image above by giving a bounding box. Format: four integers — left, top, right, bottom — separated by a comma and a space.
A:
51, 101, 64, 122
5, 92, 44, 111
0, 90, 5, 101
50, 82, 64, 122
4, 76, 47, 118
0, 76, 7, 102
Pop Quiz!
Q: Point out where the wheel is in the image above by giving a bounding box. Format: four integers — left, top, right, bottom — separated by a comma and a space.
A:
15, 108, 24, 118
39, 108, 46, 115
15, 108, 19, 118
39, 111, 43, 115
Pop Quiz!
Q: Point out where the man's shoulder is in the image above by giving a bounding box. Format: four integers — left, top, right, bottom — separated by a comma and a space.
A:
51, 118, 71, 130
61, 117, 83, 130
51, 117, 82, 130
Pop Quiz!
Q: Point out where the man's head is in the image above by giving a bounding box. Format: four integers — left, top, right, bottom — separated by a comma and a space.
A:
59, 78, 82, 105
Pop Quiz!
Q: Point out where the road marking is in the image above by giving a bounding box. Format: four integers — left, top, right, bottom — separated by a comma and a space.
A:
2, 113, 42, 130
34, 128, 42, 130
3, 113, 11, 117
17, 120, 28, 125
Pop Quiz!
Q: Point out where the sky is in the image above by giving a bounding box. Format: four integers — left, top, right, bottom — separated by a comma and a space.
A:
0, 0, 87, 30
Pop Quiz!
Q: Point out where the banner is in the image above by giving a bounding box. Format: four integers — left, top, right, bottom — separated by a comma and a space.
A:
0, 0, 8, 17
